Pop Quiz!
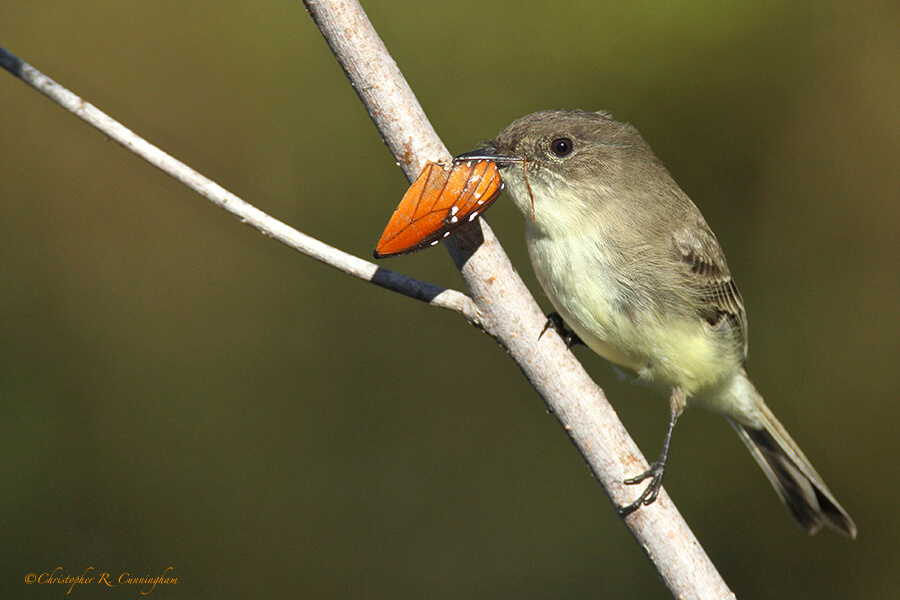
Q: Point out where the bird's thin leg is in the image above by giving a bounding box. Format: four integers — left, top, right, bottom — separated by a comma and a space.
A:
618, 388, 686, 517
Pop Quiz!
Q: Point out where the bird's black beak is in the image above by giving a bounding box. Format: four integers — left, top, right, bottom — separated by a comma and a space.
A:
453, 146, 520, 166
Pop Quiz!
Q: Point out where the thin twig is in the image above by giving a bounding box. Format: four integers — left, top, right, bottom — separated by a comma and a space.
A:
0, 45, 478, 324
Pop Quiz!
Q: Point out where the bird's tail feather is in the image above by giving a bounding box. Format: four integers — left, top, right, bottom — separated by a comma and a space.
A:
728, 400, 856, 538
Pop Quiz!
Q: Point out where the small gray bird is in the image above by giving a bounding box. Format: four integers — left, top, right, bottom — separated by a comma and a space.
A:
456, 109, 856, 537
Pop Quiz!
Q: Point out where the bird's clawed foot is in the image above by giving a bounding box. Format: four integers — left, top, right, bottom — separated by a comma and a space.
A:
617, 389, 683, 519
540, 312, 583, 348
617, 461, 667, 517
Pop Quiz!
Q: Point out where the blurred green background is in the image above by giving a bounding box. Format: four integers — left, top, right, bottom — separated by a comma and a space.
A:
2, 1, 897, 598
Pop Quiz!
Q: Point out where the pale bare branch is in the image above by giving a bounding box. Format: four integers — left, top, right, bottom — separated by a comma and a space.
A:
303, 1, 735, 598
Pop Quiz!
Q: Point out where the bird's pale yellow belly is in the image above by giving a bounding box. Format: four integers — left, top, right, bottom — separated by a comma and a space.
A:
526, 226, 737, 398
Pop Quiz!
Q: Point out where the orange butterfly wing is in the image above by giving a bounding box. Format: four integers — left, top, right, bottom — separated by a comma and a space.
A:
374, 160, 503, 258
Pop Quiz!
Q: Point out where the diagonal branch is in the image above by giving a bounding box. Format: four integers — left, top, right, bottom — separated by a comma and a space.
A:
303, 1, 735, 598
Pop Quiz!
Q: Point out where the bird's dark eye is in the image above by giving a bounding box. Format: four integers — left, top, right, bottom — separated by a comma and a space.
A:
550, 137, 573, 157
